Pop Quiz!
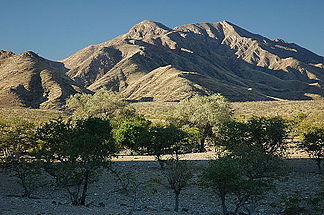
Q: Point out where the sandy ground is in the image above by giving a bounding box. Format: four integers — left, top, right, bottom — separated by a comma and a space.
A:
0, 153, 323, 215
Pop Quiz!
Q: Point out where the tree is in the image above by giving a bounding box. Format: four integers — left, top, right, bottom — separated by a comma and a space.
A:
169, 94, 233, 152
201, 153, 279, 215
114, 116, 151, 152
0, 120, 43, 198
36, 117, 118, 205
236, 151, 283, 215
164, 158, 192, 212
216, 116, 290, 156
210, 117, 288, 214
66, 88, 136, 124
147, 124, 193, 168
245, 117, 290, 155
299, 127, 324, 173
201, 156, 243, 215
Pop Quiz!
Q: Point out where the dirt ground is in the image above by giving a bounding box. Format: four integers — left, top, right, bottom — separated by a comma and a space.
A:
0, 153, 323, 215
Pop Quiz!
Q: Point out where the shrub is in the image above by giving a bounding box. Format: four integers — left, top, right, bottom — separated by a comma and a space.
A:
299, 127, 324, 173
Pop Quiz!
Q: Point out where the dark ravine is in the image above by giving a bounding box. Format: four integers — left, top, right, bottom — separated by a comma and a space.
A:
1, 20, 323, 108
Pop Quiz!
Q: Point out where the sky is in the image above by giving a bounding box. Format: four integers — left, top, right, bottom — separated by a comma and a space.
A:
1, 0, 323, 60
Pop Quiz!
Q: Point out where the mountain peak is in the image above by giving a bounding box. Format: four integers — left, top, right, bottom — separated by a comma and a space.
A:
218, 20, 233, 25
135, 20, 170, 30
19, 51, 40, 59
22, 20, 323, 106
127, 20, 171, 39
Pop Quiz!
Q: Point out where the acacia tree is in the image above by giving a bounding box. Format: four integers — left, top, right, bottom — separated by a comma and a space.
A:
0, 120, 43, 198
66, 88, 136, 124
207, 117, 288, 214
245, 117, 290, 155
216, 116, 290, 155
202, 153, 283, 215
201, 156, 243, 215
147, 124, 193, 168
299, 127, 324, 173
114, 116, 151, 152
164, 158, 192, 212
169, 94, 232, 152
36, 117, 118, 205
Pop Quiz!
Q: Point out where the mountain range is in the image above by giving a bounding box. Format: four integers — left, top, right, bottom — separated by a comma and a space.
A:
1, 20, 323, 108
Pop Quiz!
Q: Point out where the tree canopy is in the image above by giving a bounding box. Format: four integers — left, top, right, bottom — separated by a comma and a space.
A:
299, 127, 324, 173
66, 88, 136, 122
36, 117, 118, 205
169, 94, 233, 151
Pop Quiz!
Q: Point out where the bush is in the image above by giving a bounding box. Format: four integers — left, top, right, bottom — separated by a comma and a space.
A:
299, 127, 324, 173
147, 124, 193, 168
215, 116, 291, 156
201, 156, 243, 215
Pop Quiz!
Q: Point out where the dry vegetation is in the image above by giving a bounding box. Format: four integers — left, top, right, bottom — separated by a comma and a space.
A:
131, 100, 324, 123
1, 100, 323, 214
1, 99, 323, 125
0, 107, 66, 124
0, 158, 322, 215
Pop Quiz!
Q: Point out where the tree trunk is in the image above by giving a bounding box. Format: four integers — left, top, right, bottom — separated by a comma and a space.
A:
220, 195, 228, 215
245, 198, 257, 215
21, 176, 31, 198
316, 158, 322, 174
71, 192, 79, 205
22, 187, 31, 198
199, 136, 206, 152
157, 155, 165, 169
174, 192, 180, 212
79, 170, 89, 206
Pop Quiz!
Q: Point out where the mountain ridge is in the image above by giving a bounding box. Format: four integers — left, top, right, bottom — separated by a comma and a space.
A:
1, 20, 323, 108
61, 20, 323, 102
0, 50, 87, 109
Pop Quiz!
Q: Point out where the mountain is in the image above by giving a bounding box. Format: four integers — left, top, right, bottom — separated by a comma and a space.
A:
1, 20, 323, 109
62, 20, 324, 102
0, 50, 87, 109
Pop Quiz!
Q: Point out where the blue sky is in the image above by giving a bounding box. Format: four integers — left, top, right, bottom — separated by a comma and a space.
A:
1, 0, 323, 60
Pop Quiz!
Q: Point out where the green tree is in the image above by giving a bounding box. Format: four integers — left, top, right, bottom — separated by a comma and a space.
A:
211, 117, 288, 214
0, 120, 42, 198
66, 88, 136, 124
147, 124, 193, 168
201, 156, 243, 215
169, 94, 233, 152
236, 151, 283, 215
201, 154, 279, 215
216, 116, 290, 156
246, 117, 290, 155
164, 158, 192, 212
299, 127, 324, 173
36, 117, 118, 205
114, 116, 151, 152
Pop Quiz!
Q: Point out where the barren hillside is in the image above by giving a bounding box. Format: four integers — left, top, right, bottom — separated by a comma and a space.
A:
62, 20, 324, 102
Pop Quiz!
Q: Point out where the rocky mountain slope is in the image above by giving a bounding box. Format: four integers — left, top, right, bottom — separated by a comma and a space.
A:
62, 20, 324, 102
1, 20, 323, 109
0, 50, 87, 109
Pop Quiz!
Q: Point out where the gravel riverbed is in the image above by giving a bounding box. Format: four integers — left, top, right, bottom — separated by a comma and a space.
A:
1, 153, 323, 215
